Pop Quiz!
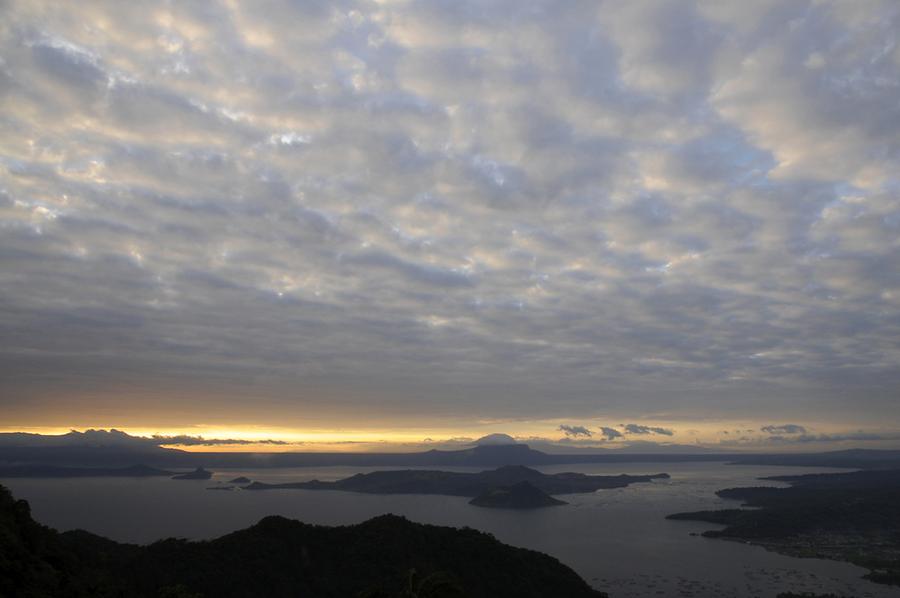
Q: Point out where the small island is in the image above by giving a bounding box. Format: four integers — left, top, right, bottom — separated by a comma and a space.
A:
171, 467, 213, 480
228, 476, 252, 484
469, 481, 567, 509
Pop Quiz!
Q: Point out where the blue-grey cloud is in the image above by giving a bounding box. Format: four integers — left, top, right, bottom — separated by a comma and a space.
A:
599, 427, 623, 440
151, 435, 288, 447
761, 424, 807, 435
623, 424, 675, 437
558, 425, 593, 438
0, 0, 898, 434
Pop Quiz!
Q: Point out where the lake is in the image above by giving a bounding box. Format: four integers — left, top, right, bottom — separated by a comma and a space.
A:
2, 461, 893, 597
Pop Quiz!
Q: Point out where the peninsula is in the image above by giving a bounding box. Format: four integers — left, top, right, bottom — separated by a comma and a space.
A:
667, 468, 900, 586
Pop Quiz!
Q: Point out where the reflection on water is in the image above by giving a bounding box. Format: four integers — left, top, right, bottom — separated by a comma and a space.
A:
2, 461, 893, 598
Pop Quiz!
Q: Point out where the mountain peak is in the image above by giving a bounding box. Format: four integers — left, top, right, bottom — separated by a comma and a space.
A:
474, 433, 518, 446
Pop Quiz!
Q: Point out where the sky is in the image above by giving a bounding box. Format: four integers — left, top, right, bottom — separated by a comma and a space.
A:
1, 1, 899, 452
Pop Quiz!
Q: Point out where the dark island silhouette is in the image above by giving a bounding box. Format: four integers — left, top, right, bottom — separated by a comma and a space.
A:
0, 484, 605, 598
171, 467, 213, 480
667, 468, 900, 586
243, 464, 668, 508
228, 476, 251, 484
469, 480, 567, 508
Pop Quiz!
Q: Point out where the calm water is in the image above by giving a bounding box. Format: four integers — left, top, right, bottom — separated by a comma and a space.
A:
3, 461, 894, 598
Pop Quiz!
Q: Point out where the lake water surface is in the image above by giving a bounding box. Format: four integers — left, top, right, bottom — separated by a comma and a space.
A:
3, 461, 893, 598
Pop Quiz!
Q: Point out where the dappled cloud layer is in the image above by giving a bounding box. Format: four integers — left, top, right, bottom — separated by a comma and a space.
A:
1, 1, 898, 437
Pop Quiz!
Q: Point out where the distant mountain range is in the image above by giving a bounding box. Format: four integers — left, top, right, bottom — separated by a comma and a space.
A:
0, 440, 730, 470
2, 430, 900, 470
722, 448, 900, 469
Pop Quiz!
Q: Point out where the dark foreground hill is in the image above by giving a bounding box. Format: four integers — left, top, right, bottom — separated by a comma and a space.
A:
0, 484, 605, 598
667, 468, 900, 586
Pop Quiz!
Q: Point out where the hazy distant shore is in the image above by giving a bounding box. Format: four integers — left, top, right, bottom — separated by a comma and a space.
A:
4, 436, 900, 472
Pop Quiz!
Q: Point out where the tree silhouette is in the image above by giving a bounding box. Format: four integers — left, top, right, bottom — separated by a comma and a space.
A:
358, 569, 465, 598
401, 569, 465, 598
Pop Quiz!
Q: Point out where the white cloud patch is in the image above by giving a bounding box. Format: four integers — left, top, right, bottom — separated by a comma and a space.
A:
623, 424, 675, 437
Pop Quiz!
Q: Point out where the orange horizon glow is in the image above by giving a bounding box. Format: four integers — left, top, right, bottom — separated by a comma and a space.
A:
2, 420, 897, 453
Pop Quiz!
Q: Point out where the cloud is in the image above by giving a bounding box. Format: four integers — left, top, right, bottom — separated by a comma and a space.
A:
0, 1, 898, 435
599, 427, 623, 440
341, 250, 475, 288
623, 424, 674, 436
558, 425, 593, 438
760, 424, 807, 435
707, 3, 900, 189
151, 435, 288, 447
768, 432, 899, 444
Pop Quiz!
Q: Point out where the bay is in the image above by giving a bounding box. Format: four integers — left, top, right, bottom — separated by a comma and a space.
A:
3, 461, 893, 597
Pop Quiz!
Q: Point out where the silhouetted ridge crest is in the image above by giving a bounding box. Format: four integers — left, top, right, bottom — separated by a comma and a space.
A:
0, 484, 605, 597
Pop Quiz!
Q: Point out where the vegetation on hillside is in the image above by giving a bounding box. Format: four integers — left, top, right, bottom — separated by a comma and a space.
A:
668, 469, 900, 586
0, 484, 605, 598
